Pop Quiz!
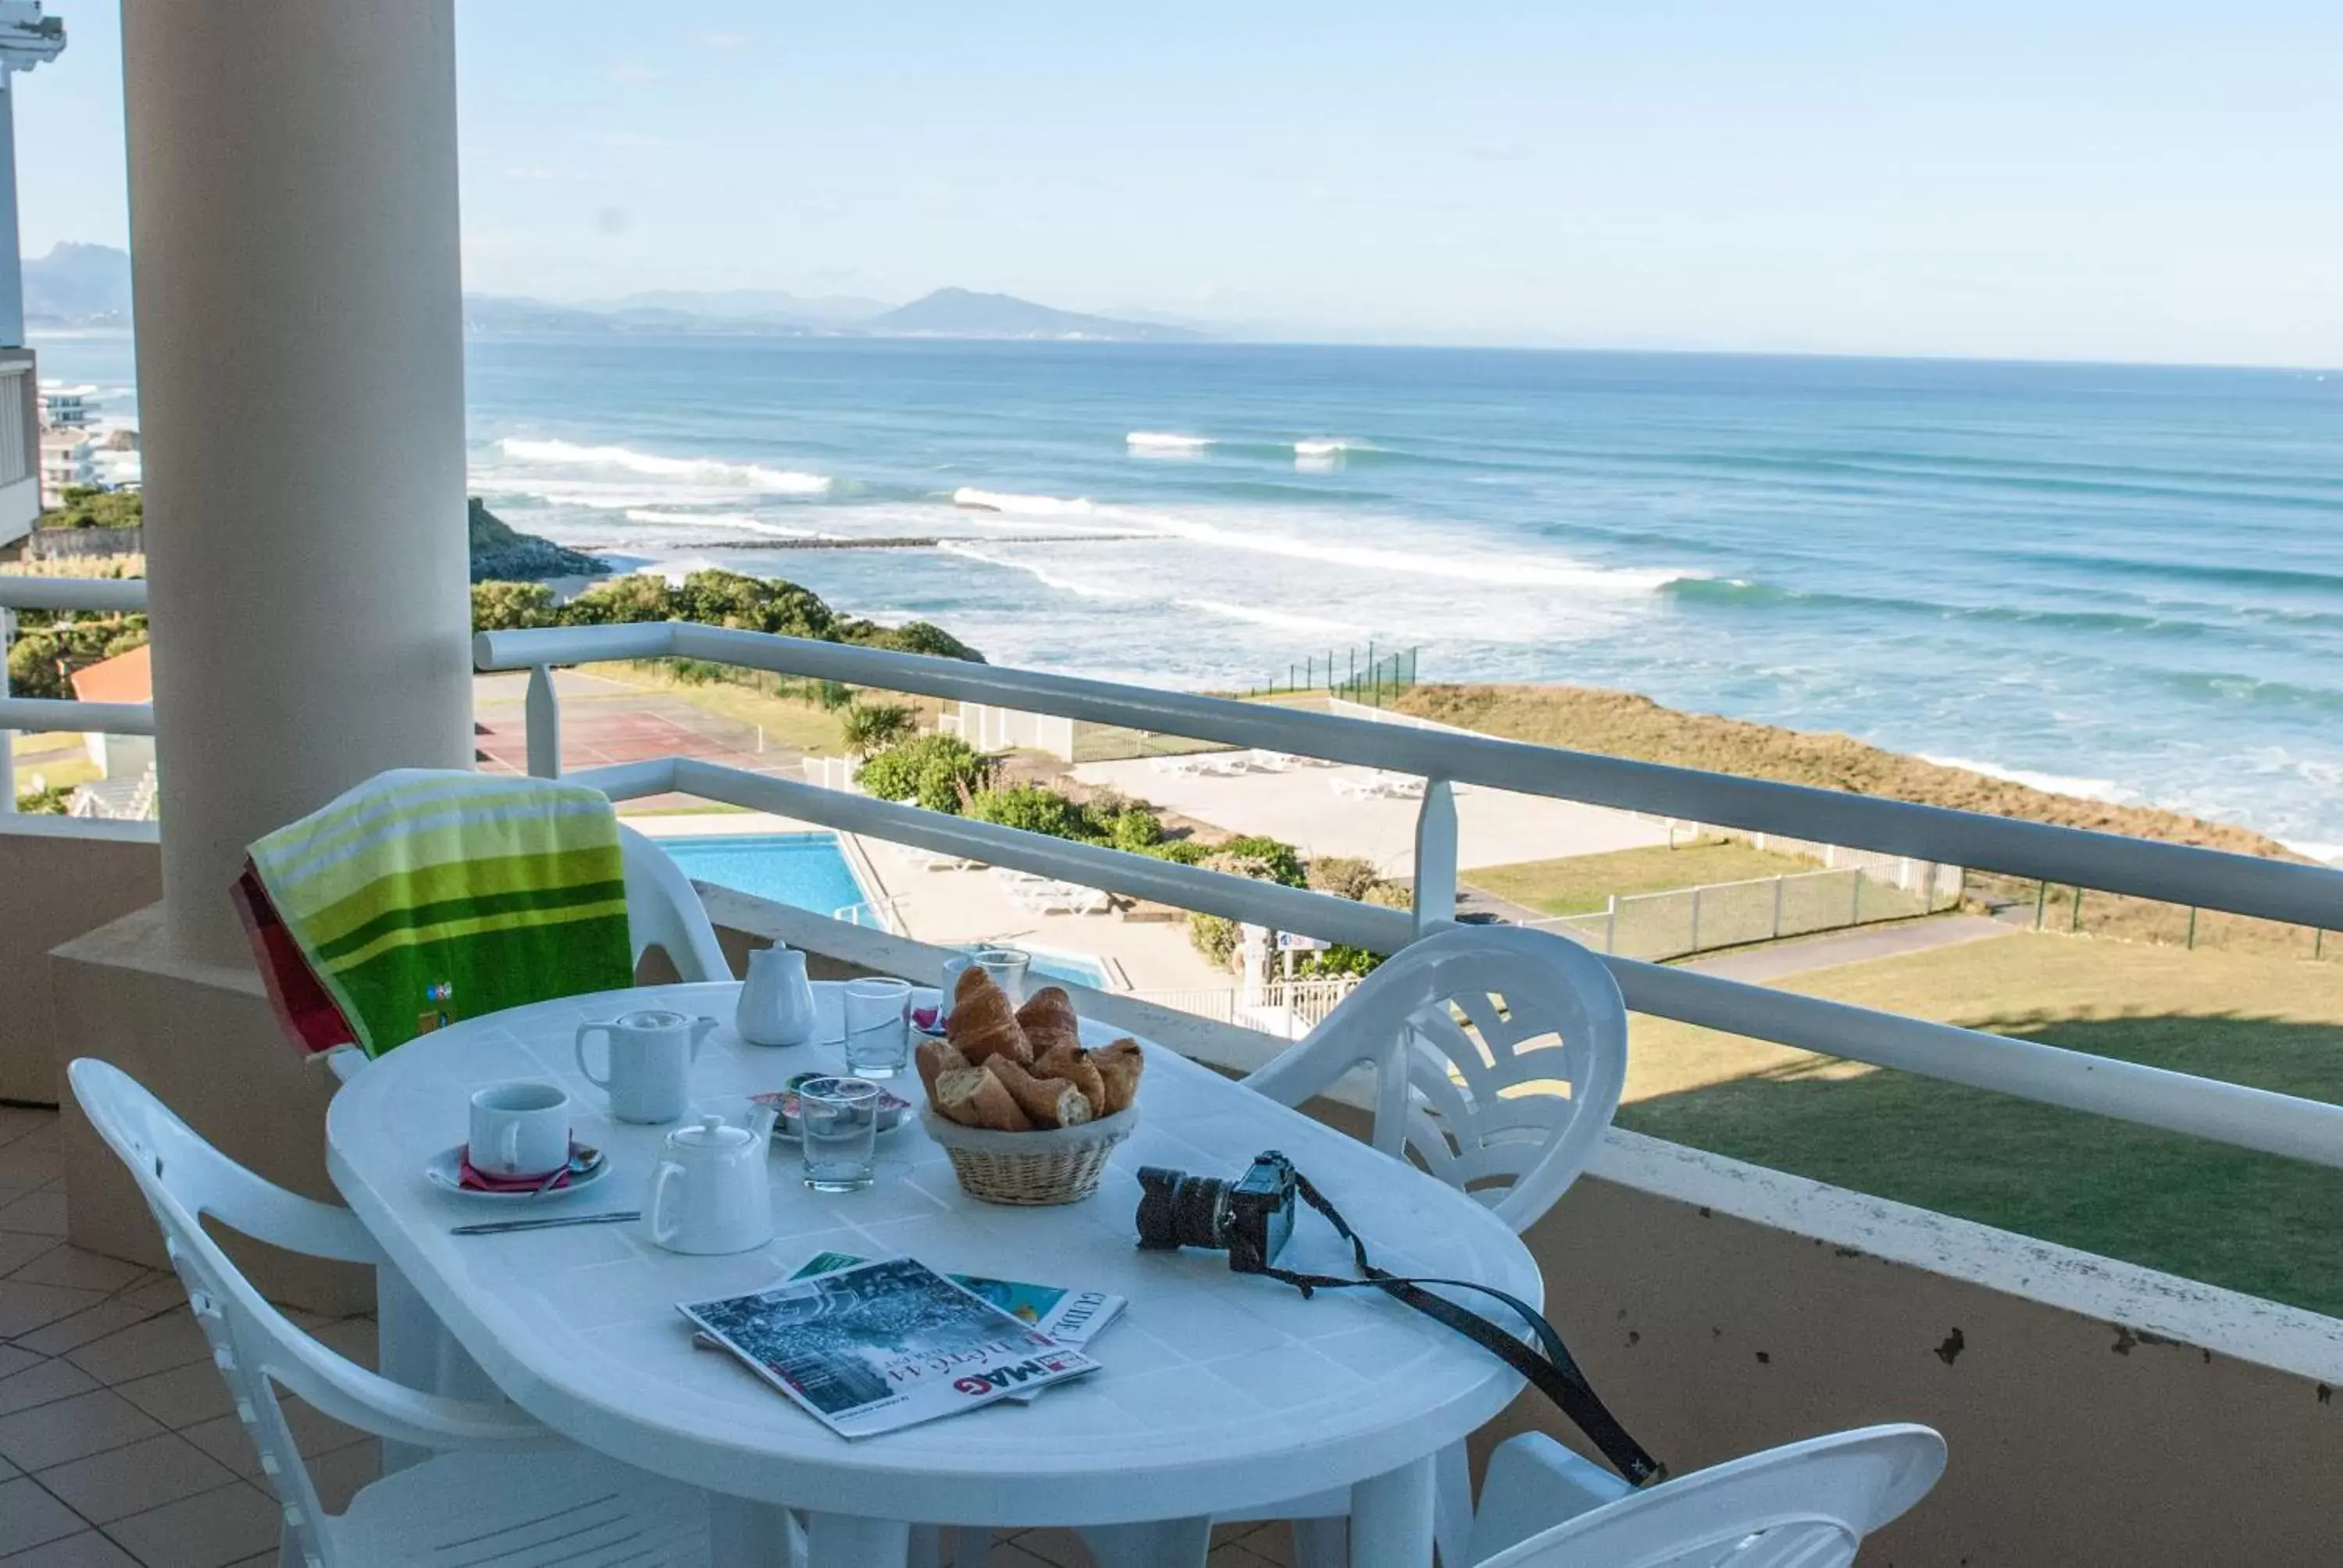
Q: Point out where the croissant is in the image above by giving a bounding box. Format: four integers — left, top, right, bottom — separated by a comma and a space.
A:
989, 1058, 1096, 1128
1092, 1038, 1144, 1115
1033, 1041, 1108, 1120
947, 968, 1030, 1067
1015, 985, 1082, 1060
933, 1063, 1033, 1130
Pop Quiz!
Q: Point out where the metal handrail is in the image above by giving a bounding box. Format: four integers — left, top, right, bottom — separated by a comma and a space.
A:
1, 577, 155, 814
476, 624, 2343, 1170
476, 622, 2343, 932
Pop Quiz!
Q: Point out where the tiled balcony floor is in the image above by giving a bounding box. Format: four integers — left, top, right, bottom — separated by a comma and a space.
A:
0, 1107, 1296, 1567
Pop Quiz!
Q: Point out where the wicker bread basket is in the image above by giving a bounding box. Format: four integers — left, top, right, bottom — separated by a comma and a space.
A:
921, 1105, 1138, 1206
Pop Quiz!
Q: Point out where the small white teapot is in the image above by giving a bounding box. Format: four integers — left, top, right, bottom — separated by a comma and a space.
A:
647, 1114, 773, 1256
736, 946, 818, 1048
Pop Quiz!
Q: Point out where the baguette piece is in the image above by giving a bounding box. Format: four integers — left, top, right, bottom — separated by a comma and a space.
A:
989, 1057, 1095, 1129
947, 969, 1031, 1067
933, 1064, 1033, 1131
915, 1036, 970, 1103
1092, 1038, 1144, 1114
1033, 1042, 1108, 1120
1015, 986, 1082, 1059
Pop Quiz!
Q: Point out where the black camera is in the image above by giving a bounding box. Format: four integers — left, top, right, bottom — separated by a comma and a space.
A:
1135, 1150, 1297, 1274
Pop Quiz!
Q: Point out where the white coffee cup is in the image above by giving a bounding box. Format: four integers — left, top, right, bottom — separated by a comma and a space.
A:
575, 1009, 715, 1124
468, 1082, 571, 1179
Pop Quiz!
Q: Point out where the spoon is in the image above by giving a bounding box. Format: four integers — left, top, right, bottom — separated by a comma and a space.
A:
528, 1144, 601, 1198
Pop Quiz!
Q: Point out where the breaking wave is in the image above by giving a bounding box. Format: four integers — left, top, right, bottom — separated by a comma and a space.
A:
498, 438, 833, 494
950, 487, 1096, 516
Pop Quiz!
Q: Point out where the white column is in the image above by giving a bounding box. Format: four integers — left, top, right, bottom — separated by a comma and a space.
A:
122, 2, 473, 961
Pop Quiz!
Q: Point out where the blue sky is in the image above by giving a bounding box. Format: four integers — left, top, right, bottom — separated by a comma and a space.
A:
16, 2, 2342, 365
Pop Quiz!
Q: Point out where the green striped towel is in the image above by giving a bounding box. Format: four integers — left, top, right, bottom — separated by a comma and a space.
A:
247, 769, 634, 1059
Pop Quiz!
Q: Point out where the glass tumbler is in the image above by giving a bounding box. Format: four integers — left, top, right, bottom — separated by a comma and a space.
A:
974, 946, 1033, 1007
798, 1076, 882, 1192
843, 978, 912, 1078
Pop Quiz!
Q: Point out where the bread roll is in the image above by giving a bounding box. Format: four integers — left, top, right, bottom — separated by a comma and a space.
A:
915, 1037, 969, 1103
947, 968, 1030, 1067
1093, 1038, 1144, 1114
1015, 985, 1082, 1059
1033, 1042, 1108, 1120
933, 1064, 1033, 1130
989, 1058, 1096, 1128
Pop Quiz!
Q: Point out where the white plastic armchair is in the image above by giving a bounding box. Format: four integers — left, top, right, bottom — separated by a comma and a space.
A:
70, 1058, 711, 1568
1467, 1424, 1946, 1567
1223, 923, 1631, 1567
1242, 921, 1629, 1232
619, 824, 731, 982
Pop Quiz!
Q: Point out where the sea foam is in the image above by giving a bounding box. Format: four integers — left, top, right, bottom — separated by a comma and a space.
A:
499, 437, 832, 494
623, 508, 815, 538
951, 487, 1096, 517
1121, 507, 1696, 594
1126, 431, 1213, 451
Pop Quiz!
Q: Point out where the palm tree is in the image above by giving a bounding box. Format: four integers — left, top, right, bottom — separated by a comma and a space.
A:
838, 700, 917, 758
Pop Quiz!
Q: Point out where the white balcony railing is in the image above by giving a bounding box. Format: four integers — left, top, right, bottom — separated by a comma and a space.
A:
476, 621, 2343, 1173
0, 576, 154, 816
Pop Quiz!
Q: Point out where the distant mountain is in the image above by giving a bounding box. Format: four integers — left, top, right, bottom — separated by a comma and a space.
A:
23, 242, 132, 326
599, 288, 891, 327
462, 293, 819, 337
866, 288, 1204, 341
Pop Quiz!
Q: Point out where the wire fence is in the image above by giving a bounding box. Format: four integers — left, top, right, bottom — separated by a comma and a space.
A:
1121, 977, 1361, 1040
1525, 862, 1956, 963
1249, 642, 1419, 706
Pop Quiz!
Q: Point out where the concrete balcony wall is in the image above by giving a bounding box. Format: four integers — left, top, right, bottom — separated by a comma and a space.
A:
708, 892, 2343, 1566
0, 818, 162, 1103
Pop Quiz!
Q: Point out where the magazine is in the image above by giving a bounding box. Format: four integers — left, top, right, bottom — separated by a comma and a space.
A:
788, 1250, 1126, 1347
678, 1256, 1100, 1439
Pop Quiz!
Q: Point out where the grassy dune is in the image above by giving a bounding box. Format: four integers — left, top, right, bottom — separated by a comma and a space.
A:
1394, 682, 2298, 859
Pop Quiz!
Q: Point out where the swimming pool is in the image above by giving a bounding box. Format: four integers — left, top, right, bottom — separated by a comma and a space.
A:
658, 833, 1116, 990
657, 833, 870, 919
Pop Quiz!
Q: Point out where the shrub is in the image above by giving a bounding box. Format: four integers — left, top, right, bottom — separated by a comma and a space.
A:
1104, 807, 1165, 853
857, 734, 991, 813
968, 785, 1089, 840
13, 783, 70, 814
1208, 835, 1308, 889
1306, 855, 1382, 901
840, 618, 986, 662
837, 700, 917, 758
469, 580, 558, 631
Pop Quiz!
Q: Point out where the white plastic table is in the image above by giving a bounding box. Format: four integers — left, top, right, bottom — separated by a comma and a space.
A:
325, 981, 1540, 1568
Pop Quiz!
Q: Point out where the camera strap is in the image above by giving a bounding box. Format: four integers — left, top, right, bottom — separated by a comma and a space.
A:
1259, 1171, 1660, 1488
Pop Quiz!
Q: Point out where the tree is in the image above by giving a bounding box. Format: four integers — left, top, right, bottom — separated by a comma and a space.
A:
837, 700, 916, 759
856, 734, 993, 813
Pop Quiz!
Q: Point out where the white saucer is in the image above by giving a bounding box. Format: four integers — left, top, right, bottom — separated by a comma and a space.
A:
423, 1145, 614, 1202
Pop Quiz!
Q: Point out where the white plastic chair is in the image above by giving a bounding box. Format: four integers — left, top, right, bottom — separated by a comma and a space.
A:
1467, 1424, 1945, 1567
69, 1058, 713, 1568
1225, 922, 1632, 1566
619, 825, 731, 983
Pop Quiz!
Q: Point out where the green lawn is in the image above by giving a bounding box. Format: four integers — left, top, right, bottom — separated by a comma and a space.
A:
1618, 932, 2343, 1317
1466, 837, 1821, 915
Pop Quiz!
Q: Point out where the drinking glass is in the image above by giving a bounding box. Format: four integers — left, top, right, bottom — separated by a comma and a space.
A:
907, 985, 944, 1037
974, 946, 1032, 1006
843, 977, 912, 1078
798, 1076, 882, 1192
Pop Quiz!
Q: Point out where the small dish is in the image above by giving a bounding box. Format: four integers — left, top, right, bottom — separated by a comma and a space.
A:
424, 1143, 612, 1201
754, 1074, 911, 1142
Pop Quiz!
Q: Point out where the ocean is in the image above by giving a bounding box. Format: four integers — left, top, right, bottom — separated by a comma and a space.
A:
32, 333, 2343, 860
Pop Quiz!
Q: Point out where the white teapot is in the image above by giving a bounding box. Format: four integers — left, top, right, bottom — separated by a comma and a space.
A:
647, 1114, 773, 1256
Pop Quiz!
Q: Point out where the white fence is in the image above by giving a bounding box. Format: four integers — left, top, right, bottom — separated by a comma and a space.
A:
460, 622, 2343, 1171
1122, 977, 1361, 1042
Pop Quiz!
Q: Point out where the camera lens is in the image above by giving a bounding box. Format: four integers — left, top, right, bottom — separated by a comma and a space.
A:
1135, 1166, 1231, 1252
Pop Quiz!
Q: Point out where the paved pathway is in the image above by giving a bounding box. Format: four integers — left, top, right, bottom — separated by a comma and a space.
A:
1675, 914, 2014, 984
